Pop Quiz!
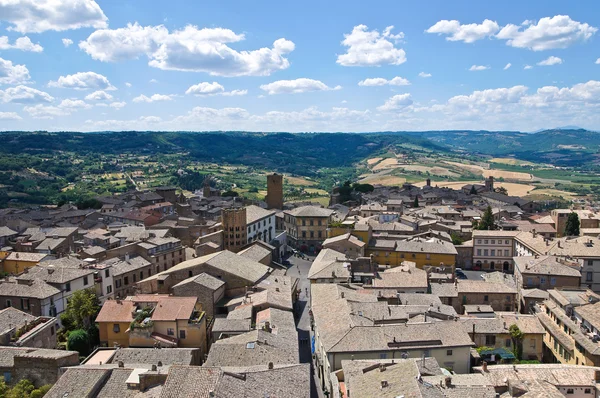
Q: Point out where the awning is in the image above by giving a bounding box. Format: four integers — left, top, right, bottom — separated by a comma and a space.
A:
479, 348, 516, 360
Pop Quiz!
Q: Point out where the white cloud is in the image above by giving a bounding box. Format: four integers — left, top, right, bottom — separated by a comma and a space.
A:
62, 38, 73, 47
0, 85, 52, 103
497, 15, 597, 51
24, 104, 68, 119
59, 98, 91, 109
259, 78, 341, 95
0, 0, 108, 33
596, 58, 600, 65
85, 90, 113, 101
149, 79, 158, 84
358, 76, 410, 86
132, 94, 173, 103
0, 36, 43, 52
377, 93, 413, 111
0, 58, 30, 85
426, 19, 499, 43
520, 80, 600, 107
0, 112, 20, 120
524, 65, 533, 70
418, 72, 432, 78
185, 82, 224, 95
48, 71, 115, 90
469, 65, 490, 71
125, 82, 132, 87
503, 63, 512, 70
537, 56, 563, 66
109, 101, 126, 109
336, 25, 406, 67
221, 89, 247, 96
79, 23, 295, 76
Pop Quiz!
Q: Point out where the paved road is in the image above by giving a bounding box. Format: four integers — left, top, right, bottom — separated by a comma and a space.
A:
285, 253, 325, 398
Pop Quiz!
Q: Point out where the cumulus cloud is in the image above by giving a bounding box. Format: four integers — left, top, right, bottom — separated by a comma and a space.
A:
520, 80, 600, 107
503, 63, 512, 70
222, 89, 247, 96
23, 104, 68, 119
85, 90, 113, 101
79, 23, 295, 76
337, 25, 406, 67
132, 94, 173, 103
377, 93, 413, 111
125, 82, 132, 87
426, 19, 499, 43
185, 82, 224, 95
109, 101, 126, 109
59, 98, 91, 109
524, 65, 533, 70
0, 0, 108, 33
0, 36, 43, 52
0, 112, 21, 120
62, 38, 73, 47
469, 65, 490, 71
537, 56, 563, 66
419, 72, 432, 78
0, 85, 52, 104
0, 58, 30, 85
358, 76, 410, 86
48, 71, 115, 90
259, 78, 341, 95
497, 15, 597, 51
596, 58, 600, 64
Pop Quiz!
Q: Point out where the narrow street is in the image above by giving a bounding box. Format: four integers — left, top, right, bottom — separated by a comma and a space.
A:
285, 253, 325, 398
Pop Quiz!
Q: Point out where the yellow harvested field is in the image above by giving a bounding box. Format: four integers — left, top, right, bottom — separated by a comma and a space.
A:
359, 174, 407, 186
490, 158, 536, 166
413, 180, 536, 196
526, 188, 575, 199
367, 157, 383, 165
284, 176, 317, 186
444, 161, 532, 181
372, 158, 399, 171
397, 165, 459, 177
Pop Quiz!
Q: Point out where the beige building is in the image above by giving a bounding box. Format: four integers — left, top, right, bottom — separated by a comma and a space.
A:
266, 173, 284, 210
461, 313, 545, 360
552, 209, 600, 237
321, 233, 365, 258
472, 230, 519, 272
311, 284, 474, 394
514, 255, 582, 312
431, 279, 518, 314
535, 289, 600, 366
284, 206, 334, 253
221, 207, 248, 253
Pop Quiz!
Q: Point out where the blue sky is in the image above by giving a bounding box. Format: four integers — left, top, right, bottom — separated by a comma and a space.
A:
0, 0, 599, 132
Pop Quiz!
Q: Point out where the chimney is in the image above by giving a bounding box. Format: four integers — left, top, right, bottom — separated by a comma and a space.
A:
209, 391, 215, 398
380, 380, 389, 388
532, 229, 536, 237
379, 364, 386, 372
268, 362, 274, 370
118, 361, 124, 368
444, 376, 452, 387
340, 292, 345, 299
125, 253, 130, 262
47, 267, 54, 275
264, 321, 272, 333
482, 361, 488, 372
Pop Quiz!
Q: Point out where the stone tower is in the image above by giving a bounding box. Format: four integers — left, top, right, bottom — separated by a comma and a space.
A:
266, 173, 284, 210
222, 207, 247, 253
485, 176, 494, 192
203, 175, 212, 198
426, 178, 431, 187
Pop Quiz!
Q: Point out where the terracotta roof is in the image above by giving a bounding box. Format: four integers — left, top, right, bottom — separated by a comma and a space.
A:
151, 297, 197, 321
95, 300, 136, 323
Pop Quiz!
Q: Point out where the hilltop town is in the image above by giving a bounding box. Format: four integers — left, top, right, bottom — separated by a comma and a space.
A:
0, 172, 598, 397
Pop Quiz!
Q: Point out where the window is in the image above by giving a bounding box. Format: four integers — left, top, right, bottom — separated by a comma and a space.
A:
105, 269, 110, 278
124, 276, 129, 285
446, 350, 453, 356
491, 249, 496, 257
379, 353, 387, 359
477, 249, 482, 256
318, 220, 322, 226
491, 240, 495, 244
550, 277, 556, 286
485, 335, 496, 345
588, 260, 594, 266
140, 271, 144, 280
115, 279, 122, 288
302, 231, 306, 238
20, 298, 29, 310
505, 240, 509, 244
113, 324, 120, 333
585, 389, 591, 394
412, 254, 416, 259
107, 285, 112, 294
318, 231, 322, 238
484, 249, 488, 256
477, 240, 482, 244
587, 272, 593, 282
426, 254, 431, 260
505, 339, 511, 347
133, 274, 136, 283
566, 389, 573, 395
504, 250, 509, 256
310, 220, 314, 226
423, 349, 431, 357
530, 339, 536, 348
540, 277, 546, 285
65, 282, 71, 292
167, 328, 175, 336
484, 295, 489, 302
179, 330, 186, 339
484, 240, 488, 244
302, 220, 306, 226
310, 231, 314, 238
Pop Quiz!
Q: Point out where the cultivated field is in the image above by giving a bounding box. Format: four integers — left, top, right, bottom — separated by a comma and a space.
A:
489, 158, 537, 167
284, 176, 317, 186
367, 157, 383, 165
444, 161, 533, 181
413, 180, 536, 196
372, 158, 399, 171
359, 174, 407, 186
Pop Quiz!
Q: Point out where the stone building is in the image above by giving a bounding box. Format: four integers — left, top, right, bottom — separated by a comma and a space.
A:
221, 208, 247, 253
266, 173, 284, 210
284, 206, 334, 253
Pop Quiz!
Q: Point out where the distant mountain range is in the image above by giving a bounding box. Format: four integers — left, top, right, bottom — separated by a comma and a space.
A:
1, 128, 599, 170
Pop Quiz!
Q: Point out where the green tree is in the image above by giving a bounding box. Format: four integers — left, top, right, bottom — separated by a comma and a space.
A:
477, 206, 495, 230
509, 324, 524, 360
450, 233, 464, 246
413, 196, 419, 208
67, 329, 90, 357
59, 288, 100, 330
564, 212, 580, 236
469, 185, 477, 195
30, 385, 52, 398
221, 190, 239, 197
6, 379, 35, 398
